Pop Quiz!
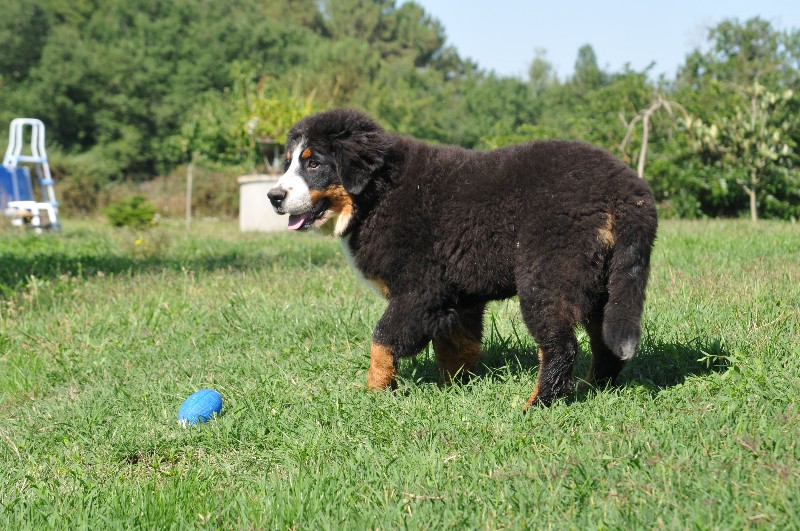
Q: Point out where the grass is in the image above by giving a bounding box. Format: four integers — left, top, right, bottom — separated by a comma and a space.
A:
1, 218, 798, 529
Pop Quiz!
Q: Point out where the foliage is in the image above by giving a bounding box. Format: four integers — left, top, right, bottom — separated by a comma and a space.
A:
678, 17, 800, 88
320, 0, 446, 67
46, 149, 124, 216
686, 83, 797, 221
672, 18, 800, 220
1, 0, 321, 177
104, 195, 157, 228
1, 3, 799, 219
178, 70, 319, 171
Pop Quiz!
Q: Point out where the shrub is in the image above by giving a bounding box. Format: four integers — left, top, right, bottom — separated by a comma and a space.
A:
105, 195, 157, 228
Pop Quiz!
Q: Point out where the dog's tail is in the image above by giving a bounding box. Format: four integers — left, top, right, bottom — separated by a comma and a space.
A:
602, 188, 658, 361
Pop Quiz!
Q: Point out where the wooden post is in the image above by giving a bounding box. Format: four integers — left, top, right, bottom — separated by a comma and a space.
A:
186, 152, 197, 228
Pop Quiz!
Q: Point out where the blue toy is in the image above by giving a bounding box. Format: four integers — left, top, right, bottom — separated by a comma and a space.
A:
178, 389, 223, 425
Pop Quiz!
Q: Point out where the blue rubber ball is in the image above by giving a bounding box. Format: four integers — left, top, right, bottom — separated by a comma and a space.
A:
178, 389, 222, 425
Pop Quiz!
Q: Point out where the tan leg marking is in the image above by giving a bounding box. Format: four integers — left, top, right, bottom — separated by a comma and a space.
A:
368, 342, 397, 391
433, 330, 481, 384
523, 348, 546, 411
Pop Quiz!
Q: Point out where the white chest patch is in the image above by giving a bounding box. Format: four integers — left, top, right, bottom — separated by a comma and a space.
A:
333, 208, 353, 237
341, 237, 389, 299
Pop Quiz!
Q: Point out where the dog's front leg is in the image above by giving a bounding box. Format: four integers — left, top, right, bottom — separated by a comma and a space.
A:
367, 298, 431, 391
367, 341, 397, 390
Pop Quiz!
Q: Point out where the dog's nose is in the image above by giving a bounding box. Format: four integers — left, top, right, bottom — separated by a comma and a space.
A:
267, 187, 287, 210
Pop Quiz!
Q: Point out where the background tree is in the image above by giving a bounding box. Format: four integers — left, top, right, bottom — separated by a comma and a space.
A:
2, 4, 799, 220
528, 48, 558, 100
672, 17, 800, 219
572, 44, 606, 93
178, 70, 319, 170
687, 83, 797, 221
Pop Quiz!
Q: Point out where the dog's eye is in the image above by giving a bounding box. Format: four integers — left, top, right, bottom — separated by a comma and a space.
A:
307, 160, 319, 169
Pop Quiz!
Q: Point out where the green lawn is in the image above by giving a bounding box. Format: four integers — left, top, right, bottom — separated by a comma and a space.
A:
1, 219, 798, 529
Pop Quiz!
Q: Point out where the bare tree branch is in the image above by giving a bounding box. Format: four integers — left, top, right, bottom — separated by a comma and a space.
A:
621, 93, 688, 178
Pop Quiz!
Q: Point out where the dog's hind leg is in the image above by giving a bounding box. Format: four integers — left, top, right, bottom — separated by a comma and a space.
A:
583, 304, 626, 389
433, 304, 486, 384
518, 290, 582, 411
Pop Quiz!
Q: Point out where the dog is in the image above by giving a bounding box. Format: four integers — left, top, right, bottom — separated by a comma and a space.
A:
267, 108, 657, 409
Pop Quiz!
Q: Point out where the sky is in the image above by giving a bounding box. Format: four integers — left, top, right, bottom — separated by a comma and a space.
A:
410, 0, 800, 80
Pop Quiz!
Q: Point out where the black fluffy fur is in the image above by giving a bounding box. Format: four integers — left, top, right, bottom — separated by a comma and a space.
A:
279, 109, 658, 407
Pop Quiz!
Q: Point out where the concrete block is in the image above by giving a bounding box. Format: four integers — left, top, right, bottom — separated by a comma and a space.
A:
238, 174, 286, 232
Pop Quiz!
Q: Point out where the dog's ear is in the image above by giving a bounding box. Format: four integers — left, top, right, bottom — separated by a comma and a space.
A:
332, 119, 392, 195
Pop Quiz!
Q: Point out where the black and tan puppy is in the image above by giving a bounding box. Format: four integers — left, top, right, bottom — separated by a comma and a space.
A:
268, 109, 657, 410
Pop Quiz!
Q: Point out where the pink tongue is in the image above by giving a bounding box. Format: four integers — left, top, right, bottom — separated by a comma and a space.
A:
288, 213, 310, 230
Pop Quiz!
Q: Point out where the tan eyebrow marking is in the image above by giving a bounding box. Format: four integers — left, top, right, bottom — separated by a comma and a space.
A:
301, 147, 312, 159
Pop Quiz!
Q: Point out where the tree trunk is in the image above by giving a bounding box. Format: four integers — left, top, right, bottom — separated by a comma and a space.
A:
637, 112, 650, 178
186, 152, 196, 228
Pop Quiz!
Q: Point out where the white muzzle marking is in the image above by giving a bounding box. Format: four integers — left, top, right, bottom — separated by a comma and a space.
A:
275, 142, 312, 215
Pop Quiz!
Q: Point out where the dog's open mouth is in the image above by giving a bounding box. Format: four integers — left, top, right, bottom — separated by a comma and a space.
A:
287, 199, 330, 231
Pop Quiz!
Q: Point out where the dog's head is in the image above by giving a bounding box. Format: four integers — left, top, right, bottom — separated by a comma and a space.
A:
267, 109, 391, 237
